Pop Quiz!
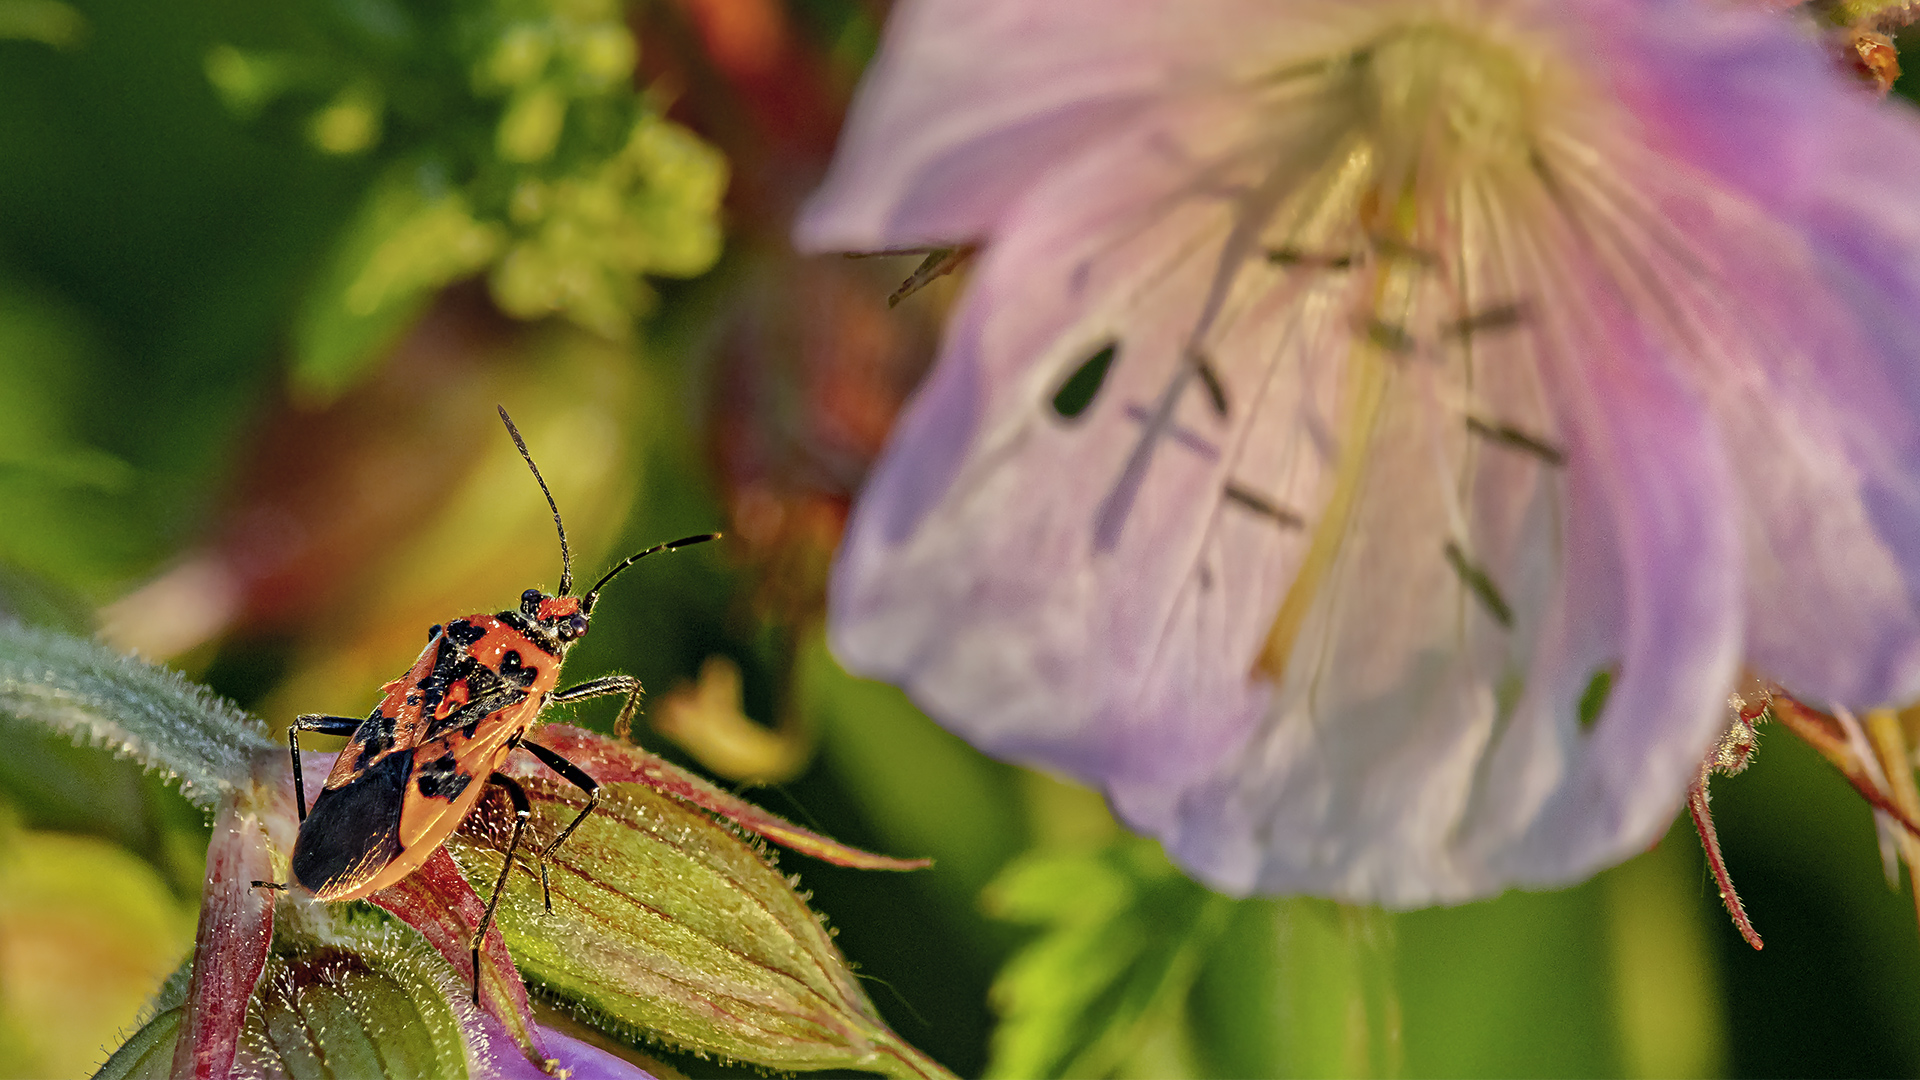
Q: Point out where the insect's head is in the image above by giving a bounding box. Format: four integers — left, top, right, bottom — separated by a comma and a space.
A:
519, 588, 590, 647
498, 403, 720, 633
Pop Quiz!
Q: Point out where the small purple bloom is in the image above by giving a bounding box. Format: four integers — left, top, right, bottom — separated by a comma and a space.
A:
798, 0, 1920, 904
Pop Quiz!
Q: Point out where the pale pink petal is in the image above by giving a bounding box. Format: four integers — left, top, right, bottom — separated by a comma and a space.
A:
798, 1, 1401, 251
831, 82, 1368, 792
810, 0, 1920, 903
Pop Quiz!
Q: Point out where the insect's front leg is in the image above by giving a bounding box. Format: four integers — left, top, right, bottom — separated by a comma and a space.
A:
472, 772, 532, 1007
288, 714, 362, 822
549, 674, 643, 740
519, 740, 599, 912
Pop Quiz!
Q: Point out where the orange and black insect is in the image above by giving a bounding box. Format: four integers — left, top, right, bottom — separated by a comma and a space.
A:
258, 406, 716, 1002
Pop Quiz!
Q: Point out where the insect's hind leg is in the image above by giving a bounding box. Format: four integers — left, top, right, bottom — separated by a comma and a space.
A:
470, 772, 532, 1007
549, 674, 643, 740
288, 714, 362, 822
250, 713, 359, 890
520, 740, 599, 912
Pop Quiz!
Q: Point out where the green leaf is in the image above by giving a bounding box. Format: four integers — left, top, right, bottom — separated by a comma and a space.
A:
0, 624, 274, 807
983, 838, 1227, 1079
987, 839, 1409, 1080
449, 757, 953, 1079
1825, 1, 1920, 27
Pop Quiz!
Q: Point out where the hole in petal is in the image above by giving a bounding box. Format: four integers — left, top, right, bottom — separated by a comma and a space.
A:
1051, 341, 1119, 419
1578, 669, 1614, 730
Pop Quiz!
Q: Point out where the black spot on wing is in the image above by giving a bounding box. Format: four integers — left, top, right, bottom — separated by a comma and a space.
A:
350, 709, 400, 771
291, 752, 410, 899
1267, 247, 1355, 270
415, 751, 472, 802
418, 637, 486, 719
444, 619, 488, 647
497, 649, 535, 687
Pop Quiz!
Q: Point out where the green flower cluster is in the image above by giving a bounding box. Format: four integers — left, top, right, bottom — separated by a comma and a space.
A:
207, 0, 727, 396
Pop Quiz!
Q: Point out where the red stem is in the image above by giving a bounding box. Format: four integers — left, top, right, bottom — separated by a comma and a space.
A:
1687, 767, 1763, 951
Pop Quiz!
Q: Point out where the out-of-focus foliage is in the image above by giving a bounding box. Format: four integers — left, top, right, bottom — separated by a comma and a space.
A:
0, 0, 81, 46
984, 838, 1236, 1079
0, 817, 196, 1078
207, 0, 726, 396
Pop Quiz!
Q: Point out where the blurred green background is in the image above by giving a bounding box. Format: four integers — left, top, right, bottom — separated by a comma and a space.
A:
1, 0, 1918, 1076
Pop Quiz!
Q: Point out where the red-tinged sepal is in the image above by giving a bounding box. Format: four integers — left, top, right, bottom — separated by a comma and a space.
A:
528, 724, 932, 871
169, 790, 278, 1079
1770, 693, 1920, 840
370, 846, 553, 1071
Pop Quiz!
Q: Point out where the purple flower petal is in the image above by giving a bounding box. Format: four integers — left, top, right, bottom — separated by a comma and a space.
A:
476, 1021, 657, 1080
532, 1029, 657, 1080
802, 0, 1920, 901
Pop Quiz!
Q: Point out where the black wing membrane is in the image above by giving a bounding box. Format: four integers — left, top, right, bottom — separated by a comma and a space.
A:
291, 751, 411, 899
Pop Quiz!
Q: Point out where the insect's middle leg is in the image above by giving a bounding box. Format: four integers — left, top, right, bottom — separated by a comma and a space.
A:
550, 674, 643, 740
287, 714, 362, 822
519, 740, 599, 912
471, 772, 532, 1007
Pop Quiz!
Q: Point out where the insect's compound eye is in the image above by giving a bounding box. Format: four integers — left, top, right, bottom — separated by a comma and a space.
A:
520, 588, 544, 616
558, 613, 589, 641
427, 623, 442, 642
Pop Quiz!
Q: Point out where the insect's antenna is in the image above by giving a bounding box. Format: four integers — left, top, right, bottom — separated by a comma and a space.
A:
583, 533, 720, 614
496, 405, 573, 596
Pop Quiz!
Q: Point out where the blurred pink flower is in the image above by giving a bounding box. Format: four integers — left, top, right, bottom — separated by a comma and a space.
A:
798, 0, 1920, 904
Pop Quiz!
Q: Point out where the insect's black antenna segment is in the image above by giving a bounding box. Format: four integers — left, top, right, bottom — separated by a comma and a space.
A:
582, 533, 720, 614
496, 405, 573, 596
